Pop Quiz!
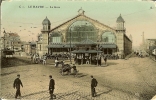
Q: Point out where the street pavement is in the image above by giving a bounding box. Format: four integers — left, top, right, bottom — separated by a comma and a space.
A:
1, 54, 156, 100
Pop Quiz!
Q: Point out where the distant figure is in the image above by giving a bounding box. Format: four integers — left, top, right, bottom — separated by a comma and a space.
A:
86, 57, 89, 64
49, 75, 56, 99
31, 55, 33, 62
55, 58, 58, 67
62, 60, 65, 68
43, 55, 46, 65
104, 56, 107, 65
13, 74, 23, 99
72, 64, 78, 77
98, 56, 101, 66
91, 75, 98, 97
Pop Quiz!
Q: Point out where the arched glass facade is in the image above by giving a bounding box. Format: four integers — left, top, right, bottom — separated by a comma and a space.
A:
101, 31, 116, 43
66, 21, 98, 42
50, 32, 62, 43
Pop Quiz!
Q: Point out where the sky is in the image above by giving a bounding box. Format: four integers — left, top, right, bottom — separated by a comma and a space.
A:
1, 0, 156, 46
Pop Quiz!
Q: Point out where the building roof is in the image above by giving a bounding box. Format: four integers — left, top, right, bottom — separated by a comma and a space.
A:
100, 44, 117, 48
42, 16, 51, 25
47, 44, 75, 48
116, 14, 125, 22
124, 34, 132, 42
50, 13, 115, 32
147, 39, 156, 41
9, 33, 19, 37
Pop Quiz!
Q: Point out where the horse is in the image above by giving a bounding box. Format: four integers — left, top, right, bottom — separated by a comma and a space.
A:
59, 64, 72, 75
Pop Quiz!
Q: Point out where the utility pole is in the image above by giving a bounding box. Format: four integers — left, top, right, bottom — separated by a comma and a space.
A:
70, 27, 72, 64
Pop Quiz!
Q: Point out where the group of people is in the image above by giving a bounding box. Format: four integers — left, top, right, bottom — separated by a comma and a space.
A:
31, 53, 47, 65
13, 74, 56, 99
46, 53, 70, 60
13, 74, 98, 99
103, 54, 119, 60
134, 51, 146, 58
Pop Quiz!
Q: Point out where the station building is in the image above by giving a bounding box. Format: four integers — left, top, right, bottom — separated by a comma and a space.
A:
36, 9, 132, 58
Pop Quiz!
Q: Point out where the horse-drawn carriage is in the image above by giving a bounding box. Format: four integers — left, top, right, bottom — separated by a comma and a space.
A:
56, 61, 79, 76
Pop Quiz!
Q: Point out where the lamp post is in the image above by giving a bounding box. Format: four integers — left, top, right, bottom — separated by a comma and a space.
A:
70, 27, 72, 64
149, 41, 151, 56
97, 41, 99, 66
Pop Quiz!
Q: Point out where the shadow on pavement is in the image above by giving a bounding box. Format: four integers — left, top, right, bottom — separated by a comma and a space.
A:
106, 62, 119, 66
96, 89, 112, 97
22, 90, 48, 98
54, 91, 78, 100
77, 73, 88, 78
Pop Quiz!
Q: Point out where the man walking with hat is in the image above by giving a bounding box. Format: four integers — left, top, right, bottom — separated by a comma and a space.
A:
91, 75, 98, 97
13, 74, 23, 99
49, 75, 56, 99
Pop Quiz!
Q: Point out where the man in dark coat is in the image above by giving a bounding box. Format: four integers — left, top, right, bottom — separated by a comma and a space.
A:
49, 75, 56, 99
13, 74, 23, 99
91, 75, 98, 97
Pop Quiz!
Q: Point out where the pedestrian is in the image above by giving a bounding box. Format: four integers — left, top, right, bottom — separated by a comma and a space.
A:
104, 56, 107, 65
13, 74, 23, 99
43, 55, 46, 65
98, 56, 101, 66
49, 75, 56, 99
55, 58, 58, 67
91, 75, 98, 97
86, 57, 89, 64
72, 64, 78, 77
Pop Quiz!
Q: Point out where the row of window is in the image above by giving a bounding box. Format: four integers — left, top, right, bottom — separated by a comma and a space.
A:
48, 20, 116, 43
50, 32, 116, 43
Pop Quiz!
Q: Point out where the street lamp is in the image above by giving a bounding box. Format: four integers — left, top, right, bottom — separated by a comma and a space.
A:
70, 26, 72, 64
97, 41, 99, 66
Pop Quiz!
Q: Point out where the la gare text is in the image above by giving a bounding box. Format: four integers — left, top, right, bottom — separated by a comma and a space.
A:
27, 6, 60, 8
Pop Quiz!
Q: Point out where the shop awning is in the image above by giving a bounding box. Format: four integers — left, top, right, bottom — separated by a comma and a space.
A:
99, 44, 117, 48
47, 44, 64, 48
64, 44, 76, 48
71, 50, 102, 53
149, 46, 156, 50
47, 44, 75, 48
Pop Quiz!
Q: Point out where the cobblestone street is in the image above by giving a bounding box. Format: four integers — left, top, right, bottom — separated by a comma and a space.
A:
1, 54, 156, 100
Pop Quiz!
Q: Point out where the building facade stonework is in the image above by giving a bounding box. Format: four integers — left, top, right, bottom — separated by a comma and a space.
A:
37, 9, 132, 58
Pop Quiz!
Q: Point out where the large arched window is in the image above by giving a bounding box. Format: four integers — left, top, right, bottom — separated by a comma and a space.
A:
66, 21, 97, 42
101, 31, 116, 43
50, 32, 62, 43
